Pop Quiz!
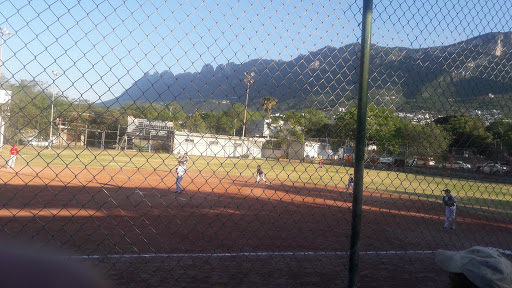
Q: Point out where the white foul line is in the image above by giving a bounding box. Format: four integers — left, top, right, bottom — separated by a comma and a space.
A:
69, 250, 433, 259
68, 248, 512, 259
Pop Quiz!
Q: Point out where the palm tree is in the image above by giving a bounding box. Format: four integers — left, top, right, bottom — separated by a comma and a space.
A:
261, 96, 278, 120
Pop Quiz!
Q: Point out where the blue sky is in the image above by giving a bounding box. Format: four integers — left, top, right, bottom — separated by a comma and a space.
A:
0, 0, 510, 102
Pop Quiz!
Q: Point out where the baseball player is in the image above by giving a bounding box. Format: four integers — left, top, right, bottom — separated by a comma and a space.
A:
182, 153, 189, 167
442, 188, 457, 229
256, 165, 268, 184
176, 150, 181, 160
175, 161, 186, 193
346, 173, 354, 192
7, 144, 18, 169
318, 160, 323, 170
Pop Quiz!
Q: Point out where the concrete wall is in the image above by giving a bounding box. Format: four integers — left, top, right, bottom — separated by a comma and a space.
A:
173, 132, 265, 158
261, 148, 284, 158
286, 141, 305, 160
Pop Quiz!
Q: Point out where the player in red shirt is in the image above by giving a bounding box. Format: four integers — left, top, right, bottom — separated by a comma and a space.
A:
7, 144, 18, 169
318, 160, 323, 171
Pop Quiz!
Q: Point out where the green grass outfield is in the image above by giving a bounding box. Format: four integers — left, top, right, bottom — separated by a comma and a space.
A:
4, 145, 512, 211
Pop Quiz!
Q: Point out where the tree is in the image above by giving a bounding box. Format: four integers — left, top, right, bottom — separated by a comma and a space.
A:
7, 80, 58, 141
261, 96, 277, 120
303, 107, 329, 138
184, 109, 208, 133
399, 121, 452, 158
334, 105, 402, 154
486, 120, 512, 152
166, 102, 187, 130
434, 114, 492, 154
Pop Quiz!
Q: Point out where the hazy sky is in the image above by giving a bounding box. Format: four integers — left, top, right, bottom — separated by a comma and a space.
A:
0, 0, 510, 102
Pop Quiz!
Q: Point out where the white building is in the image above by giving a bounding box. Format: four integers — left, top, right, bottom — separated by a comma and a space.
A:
304, 141, 333, 159
173, 131, 266, 158
285, 140, 344, 160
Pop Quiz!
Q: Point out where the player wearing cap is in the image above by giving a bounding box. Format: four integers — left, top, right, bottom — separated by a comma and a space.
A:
346, 173, 354, 192
7, 144, 18, 169
182, 153, 189, 167
442, 188, 457, 229
256, 165, 268, 184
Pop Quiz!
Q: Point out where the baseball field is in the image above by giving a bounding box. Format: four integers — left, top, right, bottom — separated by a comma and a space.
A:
0, 146, 511, 287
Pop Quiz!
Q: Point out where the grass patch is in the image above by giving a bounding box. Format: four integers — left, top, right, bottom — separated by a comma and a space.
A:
6, 146, 512, 211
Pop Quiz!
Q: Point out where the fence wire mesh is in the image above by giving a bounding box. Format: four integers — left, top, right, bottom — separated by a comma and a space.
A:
0, 0, 511, 287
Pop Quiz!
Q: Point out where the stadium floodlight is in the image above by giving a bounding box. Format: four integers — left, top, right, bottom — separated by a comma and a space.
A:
242, 71, 255, 138
49, 69, 61, 148
0, 28, 14, 82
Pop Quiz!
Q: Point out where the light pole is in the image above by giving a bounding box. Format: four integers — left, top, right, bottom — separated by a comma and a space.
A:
242, 71, 255, 137
242, 71, 255, 157
0, 28, 14, 148
0, 28, 14, 82
49, 69, 60, 148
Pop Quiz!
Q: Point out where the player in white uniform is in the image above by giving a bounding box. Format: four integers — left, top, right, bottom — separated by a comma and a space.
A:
175, 161, 186, 193
442, 189, 457, 229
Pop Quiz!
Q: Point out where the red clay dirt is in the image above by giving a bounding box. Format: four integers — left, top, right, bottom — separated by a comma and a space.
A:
0, 165, 510, 287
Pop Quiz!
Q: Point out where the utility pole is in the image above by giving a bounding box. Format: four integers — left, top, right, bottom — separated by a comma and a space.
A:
0, 28, 14, 148
101, 130, 105, 150
75, 99, 81, 147
243, 71, 255, 157
49, 69, 60, 148
242, 71, 255, 138
0, 28, 14, 83
116, 124, 120, 150
84, 125, 88, 148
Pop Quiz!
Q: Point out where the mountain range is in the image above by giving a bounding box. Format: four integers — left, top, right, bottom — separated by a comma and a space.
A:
103, 32, 512, 114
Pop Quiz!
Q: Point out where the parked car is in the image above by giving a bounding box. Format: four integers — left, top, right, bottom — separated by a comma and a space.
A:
480, 163, 507, 174
378, 156, 394, 165
445, 161, 471, 169
415, 157, 435, 167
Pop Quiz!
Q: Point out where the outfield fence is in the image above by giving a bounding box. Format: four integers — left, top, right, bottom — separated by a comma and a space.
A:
0, 1, 511, 287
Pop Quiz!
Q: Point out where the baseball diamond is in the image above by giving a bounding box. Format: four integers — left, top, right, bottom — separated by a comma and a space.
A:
0, 147, 510, 286
1, 1, 512, 287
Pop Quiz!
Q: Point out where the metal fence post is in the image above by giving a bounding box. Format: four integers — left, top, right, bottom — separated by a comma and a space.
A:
348, 0, 374, 287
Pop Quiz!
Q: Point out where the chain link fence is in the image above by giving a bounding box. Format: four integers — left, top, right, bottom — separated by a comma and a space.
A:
0, 0, 511, 287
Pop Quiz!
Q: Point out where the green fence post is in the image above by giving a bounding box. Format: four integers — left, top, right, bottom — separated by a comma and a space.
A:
348, 0, 374, 287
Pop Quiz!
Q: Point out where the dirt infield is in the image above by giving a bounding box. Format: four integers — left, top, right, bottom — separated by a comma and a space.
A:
0, 165, 511, 287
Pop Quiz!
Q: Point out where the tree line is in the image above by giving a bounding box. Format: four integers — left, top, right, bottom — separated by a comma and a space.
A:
3, 79, 511, 161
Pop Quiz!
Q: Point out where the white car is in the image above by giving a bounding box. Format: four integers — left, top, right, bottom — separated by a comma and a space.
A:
379, 156, 394, 165
481, 164, 505, 174
456, 161, 471, 169
445, 161, 471, 169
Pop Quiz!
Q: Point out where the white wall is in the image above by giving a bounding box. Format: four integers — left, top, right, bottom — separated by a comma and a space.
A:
173, 132, 265, 158
303, 141, 334, 159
